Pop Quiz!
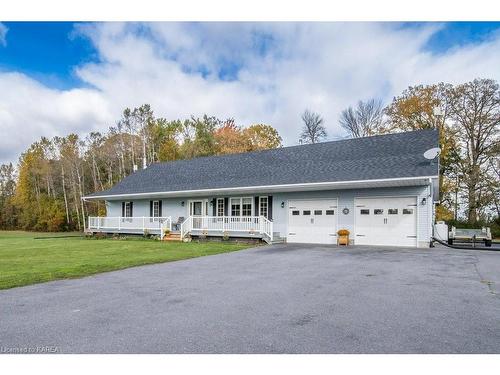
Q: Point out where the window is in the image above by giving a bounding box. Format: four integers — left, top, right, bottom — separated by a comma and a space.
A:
217, 198, 224, 217
230, 197, 253, 217
374, 209, 384, 215
292, 210, 300, 216
326, 210, 335, 215
242, 198, 252, 216
303, 210, 311, 215
314, 210, 322, 215
230, 198, 241, 217
388, 209, 398, 215
152, 201, 160, 219
259, 196, 268, 218
403, 208, 414, 215
360, 209, 369, 215
124, 202, 132, 218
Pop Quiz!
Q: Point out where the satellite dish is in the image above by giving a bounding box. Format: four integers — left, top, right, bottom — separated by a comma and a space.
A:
423, 147, 441, 160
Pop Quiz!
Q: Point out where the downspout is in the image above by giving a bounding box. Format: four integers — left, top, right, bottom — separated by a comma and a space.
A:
428, 178, 433, 247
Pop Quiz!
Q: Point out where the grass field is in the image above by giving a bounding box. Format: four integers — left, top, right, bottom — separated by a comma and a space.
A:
0, 231, 253, 290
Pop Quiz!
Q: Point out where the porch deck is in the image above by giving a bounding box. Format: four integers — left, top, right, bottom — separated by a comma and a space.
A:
87, 215, 274, 243
180, 216, 273, 243
87, 216, 171, 235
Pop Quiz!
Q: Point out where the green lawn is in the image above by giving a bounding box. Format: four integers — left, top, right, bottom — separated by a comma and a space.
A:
0, 231, 252, 290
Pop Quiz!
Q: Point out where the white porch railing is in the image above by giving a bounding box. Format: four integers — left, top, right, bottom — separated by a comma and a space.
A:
180, 216, 273, 243
88, 216, 172, 233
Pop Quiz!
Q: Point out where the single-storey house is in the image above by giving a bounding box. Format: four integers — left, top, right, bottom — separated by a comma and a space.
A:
83, 129, 439, 247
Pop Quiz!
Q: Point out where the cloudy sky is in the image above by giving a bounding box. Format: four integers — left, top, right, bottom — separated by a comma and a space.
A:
0, 21, 500, 164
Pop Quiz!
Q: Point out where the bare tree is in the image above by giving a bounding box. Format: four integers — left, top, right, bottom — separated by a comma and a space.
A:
339, 99, 384, 138
300, 110, 327, 144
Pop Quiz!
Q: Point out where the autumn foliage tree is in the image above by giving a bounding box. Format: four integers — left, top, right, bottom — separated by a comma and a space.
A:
0, 105, 283, 231
447, 79, 500, 223
380, 80, 499, 224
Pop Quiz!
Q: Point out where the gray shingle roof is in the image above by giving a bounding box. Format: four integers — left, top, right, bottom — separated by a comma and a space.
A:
86, 129, 439, 197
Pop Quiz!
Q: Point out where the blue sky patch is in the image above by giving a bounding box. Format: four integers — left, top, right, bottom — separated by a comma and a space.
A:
0, 22, 499, 90
0, 22, 97, 89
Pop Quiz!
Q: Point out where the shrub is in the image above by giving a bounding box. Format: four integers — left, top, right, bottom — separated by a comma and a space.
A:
337, 229, 350, 236
94, 232, 107, 240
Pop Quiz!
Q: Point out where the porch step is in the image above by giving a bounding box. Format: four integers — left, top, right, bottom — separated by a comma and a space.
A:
270, 237, 286, 244
163, 233, 182, 241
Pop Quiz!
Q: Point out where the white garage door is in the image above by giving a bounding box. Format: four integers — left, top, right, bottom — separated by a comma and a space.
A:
288, 199, 337, 244
355, 197, 417, 247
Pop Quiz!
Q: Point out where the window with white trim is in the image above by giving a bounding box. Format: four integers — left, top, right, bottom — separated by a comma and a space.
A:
230, 197, 253, 217
152, 200, 160, 218
124, 202, 132, 218
217, 198, 225, 217
259, 196, 268, 218
230, 198, 241, 216
242, 197, 252, 216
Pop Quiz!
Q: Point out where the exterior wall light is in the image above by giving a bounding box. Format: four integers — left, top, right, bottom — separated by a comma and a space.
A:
421, 198, 427, 206
281, 201, 285, 208
181, 201, 185, 207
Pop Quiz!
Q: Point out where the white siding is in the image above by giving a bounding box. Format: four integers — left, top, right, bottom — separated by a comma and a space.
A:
271, 186, 431, 247
104, 185, 433, 247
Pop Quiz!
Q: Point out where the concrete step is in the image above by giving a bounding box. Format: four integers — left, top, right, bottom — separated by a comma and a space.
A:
270, 236, 286, 244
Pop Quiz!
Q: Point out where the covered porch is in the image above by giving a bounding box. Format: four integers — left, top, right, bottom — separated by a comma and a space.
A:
180, 216, 273, 243
86, 215, 274, 243
87, 216, 172, 236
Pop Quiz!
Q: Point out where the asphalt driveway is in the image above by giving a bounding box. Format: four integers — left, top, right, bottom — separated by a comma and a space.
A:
1, 244, 499, 353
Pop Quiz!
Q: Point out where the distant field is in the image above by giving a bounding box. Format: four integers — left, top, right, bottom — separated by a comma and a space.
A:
0, 231, 252, 290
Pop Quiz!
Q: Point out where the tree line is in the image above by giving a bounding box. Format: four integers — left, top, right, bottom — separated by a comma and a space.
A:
0, 110, 282, 231
298, 78, 499, 227
0, 78, 498, 232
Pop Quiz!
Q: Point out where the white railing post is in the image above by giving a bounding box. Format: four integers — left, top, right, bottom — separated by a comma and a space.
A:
270, 221, 273, 242
118, 217, 121, 230
142, 217, 145, 231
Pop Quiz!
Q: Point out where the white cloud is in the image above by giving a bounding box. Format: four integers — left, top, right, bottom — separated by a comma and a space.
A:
0, 22, 8, 46
1, 22, 500, 164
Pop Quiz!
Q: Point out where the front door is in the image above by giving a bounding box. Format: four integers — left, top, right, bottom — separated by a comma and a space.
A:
189, 200, 206, 229
190, 201, 204, 216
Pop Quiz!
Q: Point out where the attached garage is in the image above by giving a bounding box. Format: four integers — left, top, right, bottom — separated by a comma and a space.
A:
287, 199, 338, 244
354, 197, 418, 247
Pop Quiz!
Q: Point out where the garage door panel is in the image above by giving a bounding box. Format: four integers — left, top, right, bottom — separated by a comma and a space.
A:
288, 199, 337, 244
355, 197, 417, 247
